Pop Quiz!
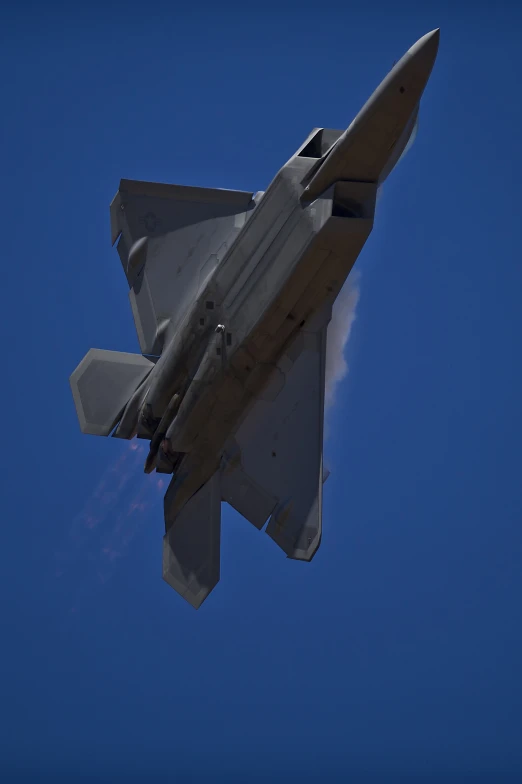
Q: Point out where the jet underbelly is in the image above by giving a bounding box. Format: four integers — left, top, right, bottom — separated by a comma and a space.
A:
161, 176, 377, 526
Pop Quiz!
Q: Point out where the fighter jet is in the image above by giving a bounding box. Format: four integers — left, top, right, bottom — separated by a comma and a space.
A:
70, 29, 439, 608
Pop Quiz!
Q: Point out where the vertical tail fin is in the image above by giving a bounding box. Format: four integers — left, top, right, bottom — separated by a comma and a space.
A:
69, 349, 154, 436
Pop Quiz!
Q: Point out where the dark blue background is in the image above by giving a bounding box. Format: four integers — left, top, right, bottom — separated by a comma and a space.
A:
1, 3, 521, 781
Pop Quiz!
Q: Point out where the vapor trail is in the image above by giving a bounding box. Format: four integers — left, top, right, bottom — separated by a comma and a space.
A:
55, 441, 147, 578
324, 271, 360, 410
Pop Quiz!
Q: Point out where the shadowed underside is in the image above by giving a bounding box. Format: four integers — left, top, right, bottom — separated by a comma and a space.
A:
69, 29, 440, 609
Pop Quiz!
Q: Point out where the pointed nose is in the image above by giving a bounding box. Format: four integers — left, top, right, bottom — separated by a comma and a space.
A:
409, 28, 440, 57
407, 28, 440, 83
300, 29, 440, 199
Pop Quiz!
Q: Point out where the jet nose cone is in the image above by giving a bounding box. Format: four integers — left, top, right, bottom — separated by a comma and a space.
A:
408, 28, 440, 74
300, 28, 440, 199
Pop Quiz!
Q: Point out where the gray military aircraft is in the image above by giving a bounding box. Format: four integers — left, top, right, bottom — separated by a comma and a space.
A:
70, 29, 439, 609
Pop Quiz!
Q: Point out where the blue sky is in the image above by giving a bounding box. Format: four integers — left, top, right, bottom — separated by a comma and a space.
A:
1, 2, 522, 782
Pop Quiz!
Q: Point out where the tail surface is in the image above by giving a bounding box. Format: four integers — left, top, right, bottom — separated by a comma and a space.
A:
162, 472, 221, 609
69, 348, 154, 436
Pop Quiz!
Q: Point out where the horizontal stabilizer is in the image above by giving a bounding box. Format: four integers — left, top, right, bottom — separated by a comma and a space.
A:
69, 349, 154, 436
162, 472, 221, 609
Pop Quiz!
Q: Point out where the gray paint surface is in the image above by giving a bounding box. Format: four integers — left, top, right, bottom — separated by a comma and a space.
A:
69, 30, 440, 608
70, 349, 154, 436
